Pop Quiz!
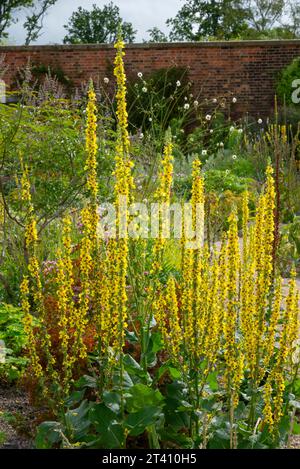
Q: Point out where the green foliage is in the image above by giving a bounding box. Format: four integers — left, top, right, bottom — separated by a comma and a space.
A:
277, 57, 300, 106
146, 27, 169, 43
23, 1, 57, 45
278, 216, 300, 274
166, 0, 249, 41
63, 2, 136, 44
127, 66, 190, 134
0, 303, 28, 382
0, 1, 33, 39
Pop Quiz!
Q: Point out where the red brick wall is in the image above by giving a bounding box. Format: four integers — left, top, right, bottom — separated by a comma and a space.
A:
1, 40, 300, 117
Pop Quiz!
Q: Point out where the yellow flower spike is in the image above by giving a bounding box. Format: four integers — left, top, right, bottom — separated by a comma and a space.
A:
203, 256, 222, 371
151, 135, 174, 273
223, 211, 243, 407
20, 276, 43, 379
191, 158, 205, 250
157, 277, 182, 362
242, 191, 249, 263
263, 377, 274, 429
20, 157, 56, 383
85, 82, 99, 202
263, 277, 282, 371
104, 37, 135, 359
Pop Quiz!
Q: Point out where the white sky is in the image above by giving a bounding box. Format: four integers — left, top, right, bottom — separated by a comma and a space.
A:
7, 0, 183, 45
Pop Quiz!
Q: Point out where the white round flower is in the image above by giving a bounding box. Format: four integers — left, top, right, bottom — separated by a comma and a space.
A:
189, 93, 193, 98
184, 103, 190, 110
232, 97, 237, 103
230, 126, 235, 132
202, 149, 207, 156
193, 100, 199, 107
205, 114, 212, 121
103, 77, 109, 84
137, 72, 143, 78
142, 87, 147, 93
139, 133, 144, 139
232, 154, 237, 160
258, 118, 263, 124
238, 128, 243, 134
148, 117, 152, 122
184, 96, 188, 101
219, 142, 224, 147
176, 80, 181, 87
210, 129, 214, 134
213, 98, 217, 104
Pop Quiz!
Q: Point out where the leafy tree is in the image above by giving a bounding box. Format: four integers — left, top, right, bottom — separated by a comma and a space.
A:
63, 2, 136, 44
0, 0, 32, 39
146, 27, 169, 43
23, 0, 57, 45
244, 0, 285, 34
285, 0, 300, 37
0, 0, 57, 43
166, 0, 249, 41
165, 0, 300, 41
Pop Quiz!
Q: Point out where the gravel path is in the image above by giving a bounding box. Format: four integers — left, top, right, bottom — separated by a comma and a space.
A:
0, 384, 35, 449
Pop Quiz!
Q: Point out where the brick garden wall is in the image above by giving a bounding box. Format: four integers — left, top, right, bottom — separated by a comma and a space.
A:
1, 40, 300, 118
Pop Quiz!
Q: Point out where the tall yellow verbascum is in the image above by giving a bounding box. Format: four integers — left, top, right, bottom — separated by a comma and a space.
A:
263, 269, 299, 430
20, 159, 55, 380
76, 83, 99, 360
157, 277, 181, 362
104, 37, 134, 358
223, 212, 243, 407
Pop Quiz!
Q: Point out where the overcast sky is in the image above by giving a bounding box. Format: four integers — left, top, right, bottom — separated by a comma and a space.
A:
7, 0, 183, 45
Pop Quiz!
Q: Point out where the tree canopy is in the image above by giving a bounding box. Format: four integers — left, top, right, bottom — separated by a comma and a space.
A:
0, 0, 57, 43
63, 2, 136, 44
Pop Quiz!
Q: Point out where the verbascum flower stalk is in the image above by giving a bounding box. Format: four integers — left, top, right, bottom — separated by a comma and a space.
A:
20, 160, 55, 381
76, 83, 100, 360
56, 216, 75, 392
263, 268, 299, 430
223, 212, 243, 407
85, 82, 99, 242
152, 133, 174, 272
158, 277, 181, 362
106, 37, 134, 358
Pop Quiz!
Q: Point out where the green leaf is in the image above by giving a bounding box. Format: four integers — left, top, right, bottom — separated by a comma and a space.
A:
125, 406, 163, 437
64, 390, 85, 408
293, 422, 300, 435
207, 371, 219, 392
103, 392, 121, 414
125, 330, 138, 343
208, 429, 231, 449
112, 369, 133, 389
88, 403, 124, 448
35, 421, 64, 449
64, 400, 91, 440
123, 354, 151, 384
157, 364, 181, 380
98, 423, 125, 449
75, 375, 97, 389
125, 384, 164, 413
89, 403, 118, 431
